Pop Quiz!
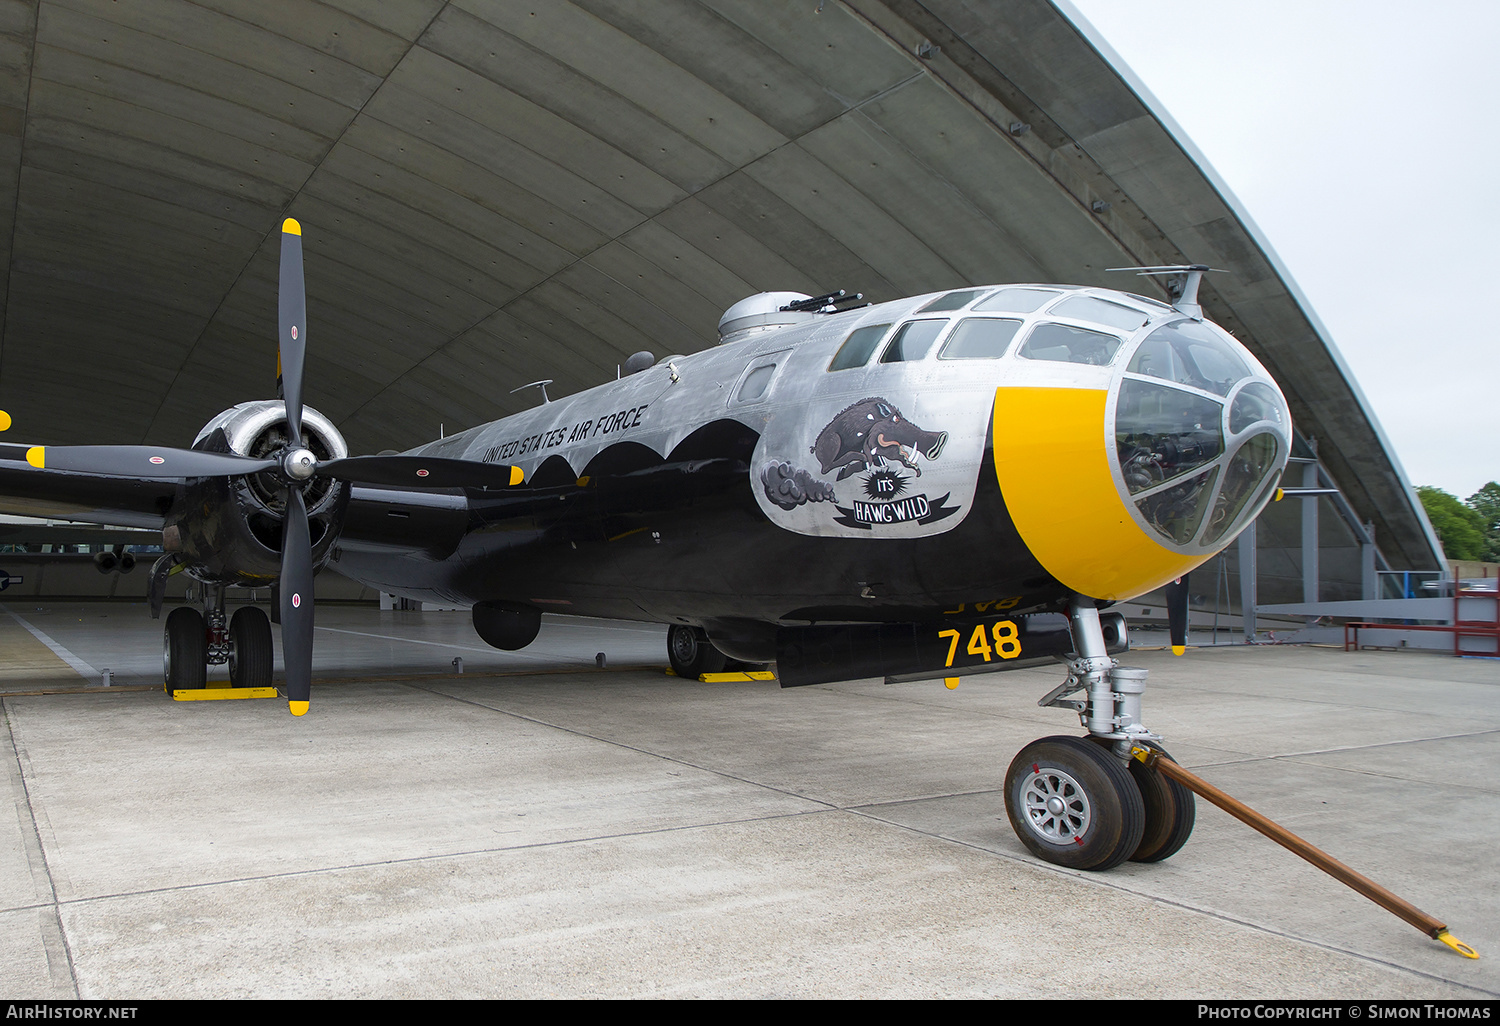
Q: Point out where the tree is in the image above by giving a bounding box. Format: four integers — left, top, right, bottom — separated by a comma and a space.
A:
1417, 486, 1487, 561
1465, 482, 1500, 561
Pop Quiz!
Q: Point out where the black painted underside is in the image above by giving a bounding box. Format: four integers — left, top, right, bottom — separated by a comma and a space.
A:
334, 419, 1067, 627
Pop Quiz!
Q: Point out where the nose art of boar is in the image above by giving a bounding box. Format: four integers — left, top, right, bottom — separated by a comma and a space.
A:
811, 397, 948, 480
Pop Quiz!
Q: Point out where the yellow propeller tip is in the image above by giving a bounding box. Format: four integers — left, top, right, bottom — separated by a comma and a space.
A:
289, 700, 309, 716
282, 218, 302, 236
1171, 644, 1185, 656
1274, 487, 1284, 502
944, 677, 960, 690
25, 446, 44, 469
509, 465, 524, 486
0, 410, 10, 431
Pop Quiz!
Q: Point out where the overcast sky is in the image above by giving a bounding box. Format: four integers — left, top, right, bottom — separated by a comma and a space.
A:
1065, 0, 1498, 500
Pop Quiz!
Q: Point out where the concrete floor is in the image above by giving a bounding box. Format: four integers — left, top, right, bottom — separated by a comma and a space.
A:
1, 602, 1496, 999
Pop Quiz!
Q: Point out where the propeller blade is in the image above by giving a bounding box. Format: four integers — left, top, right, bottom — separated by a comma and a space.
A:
278, 218, 307, 449
279, 486, 315, 716
24, 445, 276, 479
1165, 574, 1190, 656
316, 455, 524, 490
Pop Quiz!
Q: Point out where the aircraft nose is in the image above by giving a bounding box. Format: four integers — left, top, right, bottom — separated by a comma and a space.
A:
991, 313, 1291, 602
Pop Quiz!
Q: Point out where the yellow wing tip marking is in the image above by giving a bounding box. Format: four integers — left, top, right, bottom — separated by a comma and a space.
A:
288, 700, 309, 716
282, 218, 302, 236
1171, 644, 1186, 656
0, 410, 10, 431
509, 465, 523, 486
25, 446, 44, 469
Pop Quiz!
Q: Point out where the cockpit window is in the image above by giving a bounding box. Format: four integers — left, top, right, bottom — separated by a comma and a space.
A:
939, 317, 1022, 360
916, 289, 988, 313
1017, 322, 1122, 365
1116, 379, 1224, 493
1128, 320, 1251, 396
1135, 466, 1219, 546
1229, 382, 1287, 434
972, 287, 1059, 313
1201, 435, 1281, 545
1049, 296, 1150, 333
829, 323, 891, 371
879, 319, 946, 363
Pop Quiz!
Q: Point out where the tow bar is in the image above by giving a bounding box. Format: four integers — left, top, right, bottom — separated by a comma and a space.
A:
1131, 746, 1478, 959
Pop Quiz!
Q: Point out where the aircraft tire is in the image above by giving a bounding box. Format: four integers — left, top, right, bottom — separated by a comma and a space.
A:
228, 606, 274, 688
1099, 737, 1196, 863
164, 607, 207, 691
667, 625, 727, 678
1005, 735, 1145, 872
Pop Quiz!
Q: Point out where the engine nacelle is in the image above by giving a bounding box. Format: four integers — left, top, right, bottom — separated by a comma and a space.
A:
166, 401, 350, 586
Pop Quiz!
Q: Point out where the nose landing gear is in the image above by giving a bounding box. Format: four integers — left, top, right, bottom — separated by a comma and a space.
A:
1003, 599, 1196, 870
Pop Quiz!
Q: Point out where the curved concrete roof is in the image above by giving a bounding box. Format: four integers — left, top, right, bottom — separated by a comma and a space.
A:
0, 0, 1442, 569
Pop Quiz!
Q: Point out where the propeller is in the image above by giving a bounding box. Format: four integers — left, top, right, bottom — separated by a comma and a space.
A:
276, 218, 313, 715
26, 446, 521, 490
22, 218, 522, 715
1165, 573, 1190, 656
26, 446, 277, 477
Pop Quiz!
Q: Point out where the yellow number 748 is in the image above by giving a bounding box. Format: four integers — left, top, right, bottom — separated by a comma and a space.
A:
939, 621, 1021, 667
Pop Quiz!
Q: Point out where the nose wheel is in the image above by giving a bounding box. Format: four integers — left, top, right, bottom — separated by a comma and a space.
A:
1005, 736, 1144, 871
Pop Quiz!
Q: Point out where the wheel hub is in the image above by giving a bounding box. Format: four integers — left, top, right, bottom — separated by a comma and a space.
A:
1020, 766, 1091, 843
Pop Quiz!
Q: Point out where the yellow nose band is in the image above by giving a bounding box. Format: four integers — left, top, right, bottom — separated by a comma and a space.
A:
992, 386, 1203, 600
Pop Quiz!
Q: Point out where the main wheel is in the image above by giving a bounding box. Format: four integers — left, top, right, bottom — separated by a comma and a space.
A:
1118, 739, 1196, 863
164, 607, 207, 691
667, 625, 727, 678
1005, 736, 1145, 871
228, 607, 274, 688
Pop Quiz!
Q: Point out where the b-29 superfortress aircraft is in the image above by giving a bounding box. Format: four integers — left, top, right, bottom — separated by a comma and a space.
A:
0, 221, 1290, 872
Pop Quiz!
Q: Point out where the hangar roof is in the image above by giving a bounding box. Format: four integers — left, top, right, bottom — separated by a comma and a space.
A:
0, 0, 1442, 570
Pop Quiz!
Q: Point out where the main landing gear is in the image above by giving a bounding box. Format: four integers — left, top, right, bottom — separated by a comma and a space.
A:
667, 624, 726, 677
665, 625, 771, 678
1003, 600, 1196, 871
163, 584, 275, 691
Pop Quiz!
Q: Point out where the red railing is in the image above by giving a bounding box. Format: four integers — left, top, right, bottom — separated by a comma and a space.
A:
1344, 585, 1500, 656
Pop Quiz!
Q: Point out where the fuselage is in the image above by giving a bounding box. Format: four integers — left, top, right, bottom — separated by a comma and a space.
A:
330, 283, 1291, 630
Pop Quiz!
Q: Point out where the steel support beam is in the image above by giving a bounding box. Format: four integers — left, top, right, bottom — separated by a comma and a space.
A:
1239, 520, 1258, 642
1302, 459, 1320, 604
1363, 522, 1379, 601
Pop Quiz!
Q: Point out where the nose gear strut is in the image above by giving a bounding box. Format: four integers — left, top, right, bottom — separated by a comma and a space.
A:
1036, 599, 1158, 758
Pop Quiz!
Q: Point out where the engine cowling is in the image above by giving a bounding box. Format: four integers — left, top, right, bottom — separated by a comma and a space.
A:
166, 401, 350, 586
